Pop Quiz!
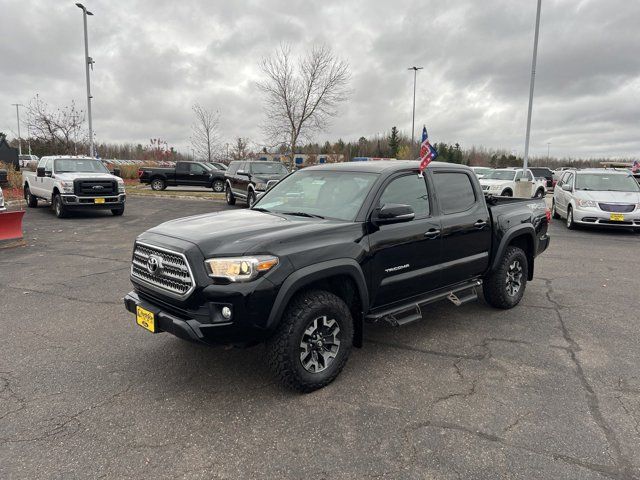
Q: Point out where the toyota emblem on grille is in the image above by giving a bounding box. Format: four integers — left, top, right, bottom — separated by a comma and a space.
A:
146, 255, 163, 275
92, 185, 104, 190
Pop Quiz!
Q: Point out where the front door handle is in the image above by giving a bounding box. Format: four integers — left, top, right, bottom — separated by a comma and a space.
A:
474, 220, 488, 229
424, 229, 441, 239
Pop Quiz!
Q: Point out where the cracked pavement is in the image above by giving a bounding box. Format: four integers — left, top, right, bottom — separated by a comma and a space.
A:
1, 197, 639, 479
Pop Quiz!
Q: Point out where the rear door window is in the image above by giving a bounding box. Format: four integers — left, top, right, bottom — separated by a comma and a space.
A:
379, 174, 430, 218
433, 172, 477, 214
176, 163, 189, 174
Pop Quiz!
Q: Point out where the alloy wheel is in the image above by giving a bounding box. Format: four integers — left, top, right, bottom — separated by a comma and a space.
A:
299, 315, 341, 373
505, 260, 523, 297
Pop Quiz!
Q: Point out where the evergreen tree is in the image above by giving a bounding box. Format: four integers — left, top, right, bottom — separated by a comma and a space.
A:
388, 126, 400, 158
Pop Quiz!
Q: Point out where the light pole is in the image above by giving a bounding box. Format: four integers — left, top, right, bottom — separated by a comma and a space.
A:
547, 142, 550, 160
11, 103, 23, 155
523, 0, 542, 172
76, 3, 95, 157
408, 66, 423, 152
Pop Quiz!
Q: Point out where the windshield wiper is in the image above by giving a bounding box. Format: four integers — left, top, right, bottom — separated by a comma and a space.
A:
281, 211, 325, 219
251, 207, 271, 213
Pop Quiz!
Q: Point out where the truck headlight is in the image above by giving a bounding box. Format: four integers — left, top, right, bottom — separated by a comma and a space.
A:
205, 256, 278, 282
576, 199, 597, 208
118, 181, 126, 193
59, 180, 74, 193
254, 182, 268, 191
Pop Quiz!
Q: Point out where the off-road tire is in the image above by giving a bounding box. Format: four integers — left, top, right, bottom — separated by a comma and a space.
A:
151, 178, 166, 191
111, 208, 125, 216
212, 179, 225, 193
551, 200, 560, 219
483, 246, 528, 309
225, 185, 236, 205
53, 194, 68, 218
25, 186, 38, 208
266, 289, 354, 393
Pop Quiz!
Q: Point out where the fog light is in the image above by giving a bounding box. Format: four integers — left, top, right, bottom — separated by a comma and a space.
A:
221, 306, 232, 319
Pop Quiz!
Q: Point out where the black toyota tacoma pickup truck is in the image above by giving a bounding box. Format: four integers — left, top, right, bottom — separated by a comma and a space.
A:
124, 161, 550, 392
138, 161, 227, 192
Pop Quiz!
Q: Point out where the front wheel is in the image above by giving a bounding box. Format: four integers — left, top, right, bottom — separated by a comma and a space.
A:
111, 208, 124, 216
483, 246, 528, 309
212, 179, 225, 193
501, 189, 513, 197
53, 194, 68, 218
534, 188, 545, 198
25, 186, 38, 208
566, 206, 576, 230
247, 190, 256, 208
266, 289, 354, 392
551, 200, 560, 219
225, 185, 236, 205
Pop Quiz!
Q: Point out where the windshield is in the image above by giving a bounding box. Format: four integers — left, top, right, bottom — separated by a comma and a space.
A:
575, 173, 640, 192
254, 170, 378, 221
54, 159, 110, 174
250, 162, 288, 175
483, 170, 516, 180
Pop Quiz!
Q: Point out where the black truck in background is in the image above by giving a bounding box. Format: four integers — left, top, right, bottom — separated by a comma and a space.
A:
124, 161, 550, 392
138, 161, 227, 192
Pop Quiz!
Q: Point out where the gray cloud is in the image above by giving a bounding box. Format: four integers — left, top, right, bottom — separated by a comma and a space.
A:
1, 0, 638, 159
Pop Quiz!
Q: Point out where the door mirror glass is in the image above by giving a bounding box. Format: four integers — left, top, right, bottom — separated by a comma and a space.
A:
37, 167, 45, 178
112, 168, 121, 177
562, 183, 572, 192
373, 204, 415, 225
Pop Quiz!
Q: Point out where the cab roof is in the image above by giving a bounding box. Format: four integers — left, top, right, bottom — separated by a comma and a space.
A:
304, 160, 470, 174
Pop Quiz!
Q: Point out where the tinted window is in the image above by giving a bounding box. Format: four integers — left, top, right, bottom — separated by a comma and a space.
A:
433, 172, 477, 214
190, 163, 207, 174
379, 175, 429, 217
250, 162, 288, 175
176, 162, 189, 173
227, 162, 239, 175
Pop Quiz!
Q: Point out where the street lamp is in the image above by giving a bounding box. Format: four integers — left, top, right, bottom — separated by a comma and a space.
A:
76, 3, 95, 157
408, 66, 423, 152
547, 142, 550, 160
11, 103, 24, 155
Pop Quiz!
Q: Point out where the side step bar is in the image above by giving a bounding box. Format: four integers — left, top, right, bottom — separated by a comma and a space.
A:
366, 279, 482, 327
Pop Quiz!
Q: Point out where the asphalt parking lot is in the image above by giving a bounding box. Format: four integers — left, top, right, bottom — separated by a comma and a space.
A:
1, 196, 639, 479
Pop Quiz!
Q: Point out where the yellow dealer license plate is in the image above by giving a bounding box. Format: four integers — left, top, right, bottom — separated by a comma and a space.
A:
136, 306, 156, 333
94, 198, 105, 204
610, 213, 624, 222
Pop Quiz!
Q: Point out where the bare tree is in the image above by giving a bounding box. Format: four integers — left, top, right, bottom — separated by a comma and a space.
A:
257, 44, 350, 166
27, 95, 86, 154
190, 104, 219, 162
230, 137, 252, 160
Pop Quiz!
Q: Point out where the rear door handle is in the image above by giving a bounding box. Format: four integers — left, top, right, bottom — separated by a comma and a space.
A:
474, 220, 488, 229
424, 229, 441, 239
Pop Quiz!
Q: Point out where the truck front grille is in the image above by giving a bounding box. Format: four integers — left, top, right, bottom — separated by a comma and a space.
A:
131, 243, 194, 299
74, 179, 117, 196
598, 203, 635, 213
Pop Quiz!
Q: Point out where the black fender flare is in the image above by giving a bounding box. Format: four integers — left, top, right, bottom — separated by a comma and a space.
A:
266, 259, 369, 345
491, 224, 536, 280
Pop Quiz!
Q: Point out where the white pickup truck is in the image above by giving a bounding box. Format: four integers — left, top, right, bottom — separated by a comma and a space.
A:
479, 168, 547, 198
23, 156, 126, 218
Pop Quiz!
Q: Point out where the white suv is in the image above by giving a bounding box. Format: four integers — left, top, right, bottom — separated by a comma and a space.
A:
479, 168, 546, 198
552, 169, 640, 230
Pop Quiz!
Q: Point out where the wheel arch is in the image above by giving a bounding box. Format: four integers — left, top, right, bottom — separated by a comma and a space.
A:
266, 259, 369, 348
491, 225, 536, 281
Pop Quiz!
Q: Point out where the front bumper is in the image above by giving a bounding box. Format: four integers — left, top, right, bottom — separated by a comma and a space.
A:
61, 194, 126, 210
573, 206, 640, 228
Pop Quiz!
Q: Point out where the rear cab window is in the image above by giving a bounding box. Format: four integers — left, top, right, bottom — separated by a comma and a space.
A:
433, 172, 477, 214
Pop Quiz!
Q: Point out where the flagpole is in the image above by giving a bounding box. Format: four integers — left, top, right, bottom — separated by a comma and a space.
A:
408, 66, 423, 155
523, 0, 542, 172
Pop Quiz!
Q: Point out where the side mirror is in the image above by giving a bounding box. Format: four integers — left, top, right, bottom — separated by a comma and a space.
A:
112, 168, 121, 178
372, 204, 415, 226
237, 170, 249, 177
561, 184, 572, 192
37, 167, 45, 178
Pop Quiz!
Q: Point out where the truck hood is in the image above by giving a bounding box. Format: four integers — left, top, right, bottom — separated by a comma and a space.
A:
54, 172, 121, 181
574, 190, 640, 203
144, 209, 350, 256
251, 173, 286, 183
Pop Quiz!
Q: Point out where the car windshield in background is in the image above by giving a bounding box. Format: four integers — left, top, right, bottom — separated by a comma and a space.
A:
54, 159, 110, 174
250, 163, 288, 175
483, 170, 516, 180
575, 173, 640, 192
254, 170, 378, 221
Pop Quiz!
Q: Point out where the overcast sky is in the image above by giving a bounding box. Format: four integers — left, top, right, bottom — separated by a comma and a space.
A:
1, 0, 638, 159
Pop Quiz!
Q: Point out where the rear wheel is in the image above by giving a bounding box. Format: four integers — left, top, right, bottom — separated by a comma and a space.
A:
24, 186, 38, 208
151, 178, 166, 191
266, 290, 353, 392
535, 188, 545, 198
53, 194, 68, 218
247, 190, 256, 208
483, 246, 528, 309
212, 179, 225, 193
551, 200, 560, 219
225, 185, 236, 205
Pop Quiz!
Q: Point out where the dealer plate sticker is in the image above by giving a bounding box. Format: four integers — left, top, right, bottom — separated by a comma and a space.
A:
136, 306, 156, 333
610, 213, 624, 222
94, 198, 105, 204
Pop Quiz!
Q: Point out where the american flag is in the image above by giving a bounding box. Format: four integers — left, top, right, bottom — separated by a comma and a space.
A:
632, 160, 640, 173
418, 126, 438, 173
